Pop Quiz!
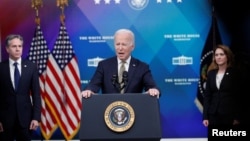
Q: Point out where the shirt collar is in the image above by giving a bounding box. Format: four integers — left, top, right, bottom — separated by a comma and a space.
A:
118, 56, 131, 64
9, 58, 21, 66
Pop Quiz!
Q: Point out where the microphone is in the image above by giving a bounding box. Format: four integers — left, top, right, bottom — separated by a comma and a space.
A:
121, 71, 128, 88
111, 74, 120, 91
112, 74, 118, 85
120, 71, 128, 90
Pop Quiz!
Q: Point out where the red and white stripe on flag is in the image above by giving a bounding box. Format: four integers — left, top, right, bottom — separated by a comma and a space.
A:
28, 25, 58, 140
44, 24, 82, 140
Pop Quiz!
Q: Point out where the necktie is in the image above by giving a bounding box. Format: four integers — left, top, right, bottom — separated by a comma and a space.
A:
13, 62, 20, 91
118, 61, 125, 93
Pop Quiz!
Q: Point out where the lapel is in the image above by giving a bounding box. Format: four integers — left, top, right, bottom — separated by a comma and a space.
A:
125, 57, 138, 91
16, 60, 29, 91
20, 60, 27, 80
5, 60, 15, 91
219, 67, 231, 89
210, 69, 219, 90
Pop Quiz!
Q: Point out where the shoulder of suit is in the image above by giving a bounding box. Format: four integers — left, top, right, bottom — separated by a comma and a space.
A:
22, 59, 33, 64
101, 57, 115, 62
226, 66, 234, 71
97, 57, 117, 66
21, 59, 37, 66
207, 69, 217, 75
131, 57, 148, 66
0, 59, 9, 65
226, 67, 238, 74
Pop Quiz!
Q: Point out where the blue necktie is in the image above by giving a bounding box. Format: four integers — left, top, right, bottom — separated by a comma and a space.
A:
13, 62, 20, 91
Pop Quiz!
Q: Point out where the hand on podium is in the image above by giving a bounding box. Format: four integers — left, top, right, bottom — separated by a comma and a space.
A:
145, 88, 160, 98
81, 90, 95, 98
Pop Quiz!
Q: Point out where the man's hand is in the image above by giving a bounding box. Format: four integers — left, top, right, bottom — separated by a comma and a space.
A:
30, 120, 39, 130
81, 90, 94, 98
146, 88, 160, 98
0, 122, 4, 132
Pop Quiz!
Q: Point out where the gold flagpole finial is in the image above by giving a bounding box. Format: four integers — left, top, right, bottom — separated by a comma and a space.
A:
57, 0, 68, 25
57, 0, 68, 9
31, 0, 43, 16
31, 0, 43, 25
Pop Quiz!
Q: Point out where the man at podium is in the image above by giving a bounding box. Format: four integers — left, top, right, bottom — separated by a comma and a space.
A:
81, 28, 160, 98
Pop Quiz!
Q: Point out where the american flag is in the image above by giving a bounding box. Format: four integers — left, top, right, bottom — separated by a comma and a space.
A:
28, 25, 58, 139
195, 6, 222, 113
44, 24, 82, 140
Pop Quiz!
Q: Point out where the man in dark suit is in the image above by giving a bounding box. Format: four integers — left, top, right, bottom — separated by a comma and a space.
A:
81, 28, 160, 98
0, 34, 41, 141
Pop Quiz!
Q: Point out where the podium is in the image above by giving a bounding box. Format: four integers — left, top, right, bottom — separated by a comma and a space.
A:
79, 93, 162, 141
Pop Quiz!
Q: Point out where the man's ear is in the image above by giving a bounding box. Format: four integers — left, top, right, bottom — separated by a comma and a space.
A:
6, 47, 10, 53
131, 45, 135, 51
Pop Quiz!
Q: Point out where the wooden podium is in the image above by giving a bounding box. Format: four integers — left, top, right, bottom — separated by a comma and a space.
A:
79, 93, 162, 141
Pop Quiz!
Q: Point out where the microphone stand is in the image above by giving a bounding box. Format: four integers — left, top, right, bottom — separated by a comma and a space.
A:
111, 74, 121, 91
121, 71, 128, 91
111, 71, 128, 93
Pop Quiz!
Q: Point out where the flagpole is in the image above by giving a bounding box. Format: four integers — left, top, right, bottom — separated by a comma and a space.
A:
31, 2, 58, 139
212, 2, 216, 50
57, 0, 68, 26
31, 0, 43, 24
31, 0, 43, 66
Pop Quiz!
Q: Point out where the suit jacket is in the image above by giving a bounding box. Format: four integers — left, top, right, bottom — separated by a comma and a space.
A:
203, 67, 240, 120
0, 59, 41, 128
84, 56, 159, 94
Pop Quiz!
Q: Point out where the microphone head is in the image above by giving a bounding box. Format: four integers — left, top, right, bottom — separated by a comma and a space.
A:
112, 74, 117, 78
122, 71, 128, 85
122, 71, 128, 78
112, 74, 118, 84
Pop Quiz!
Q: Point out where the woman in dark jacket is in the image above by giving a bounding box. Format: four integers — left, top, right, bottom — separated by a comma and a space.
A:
202, 44, 240, 128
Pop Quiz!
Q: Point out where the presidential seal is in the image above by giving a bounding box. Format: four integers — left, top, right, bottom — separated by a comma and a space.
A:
104, 101, 135, 132
128, 0, 149, 10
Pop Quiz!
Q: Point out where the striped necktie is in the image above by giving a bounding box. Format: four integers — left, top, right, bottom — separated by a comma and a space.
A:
119, 61, 125, 93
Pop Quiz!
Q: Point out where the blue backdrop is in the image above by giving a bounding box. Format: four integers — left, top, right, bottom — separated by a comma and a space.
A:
1, 0, 230, 139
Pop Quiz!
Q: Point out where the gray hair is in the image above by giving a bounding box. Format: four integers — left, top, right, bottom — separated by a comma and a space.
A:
5, 34, 23, 47
114, 29, 135, 46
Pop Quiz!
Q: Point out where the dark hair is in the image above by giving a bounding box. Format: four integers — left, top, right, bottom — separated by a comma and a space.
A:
5, 34, 23, 47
